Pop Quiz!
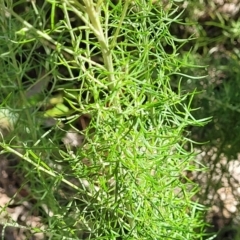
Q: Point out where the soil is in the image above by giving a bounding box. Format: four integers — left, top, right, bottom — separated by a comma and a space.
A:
0, 154, 45, 240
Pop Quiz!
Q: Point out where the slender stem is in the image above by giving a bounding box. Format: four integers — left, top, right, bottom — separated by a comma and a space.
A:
0, 143, 101, 200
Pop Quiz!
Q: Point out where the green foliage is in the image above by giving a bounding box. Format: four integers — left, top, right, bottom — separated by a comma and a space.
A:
169, 1, 240, 238
173, 1, 240, 159
0, 1, 210, 239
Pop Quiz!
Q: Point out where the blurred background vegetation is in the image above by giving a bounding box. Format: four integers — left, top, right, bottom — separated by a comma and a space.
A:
171, 0, 240, 239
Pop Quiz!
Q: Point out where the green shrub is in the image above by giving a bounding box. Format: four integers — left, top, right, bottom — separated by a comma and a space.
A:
0, 1, 210, 239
